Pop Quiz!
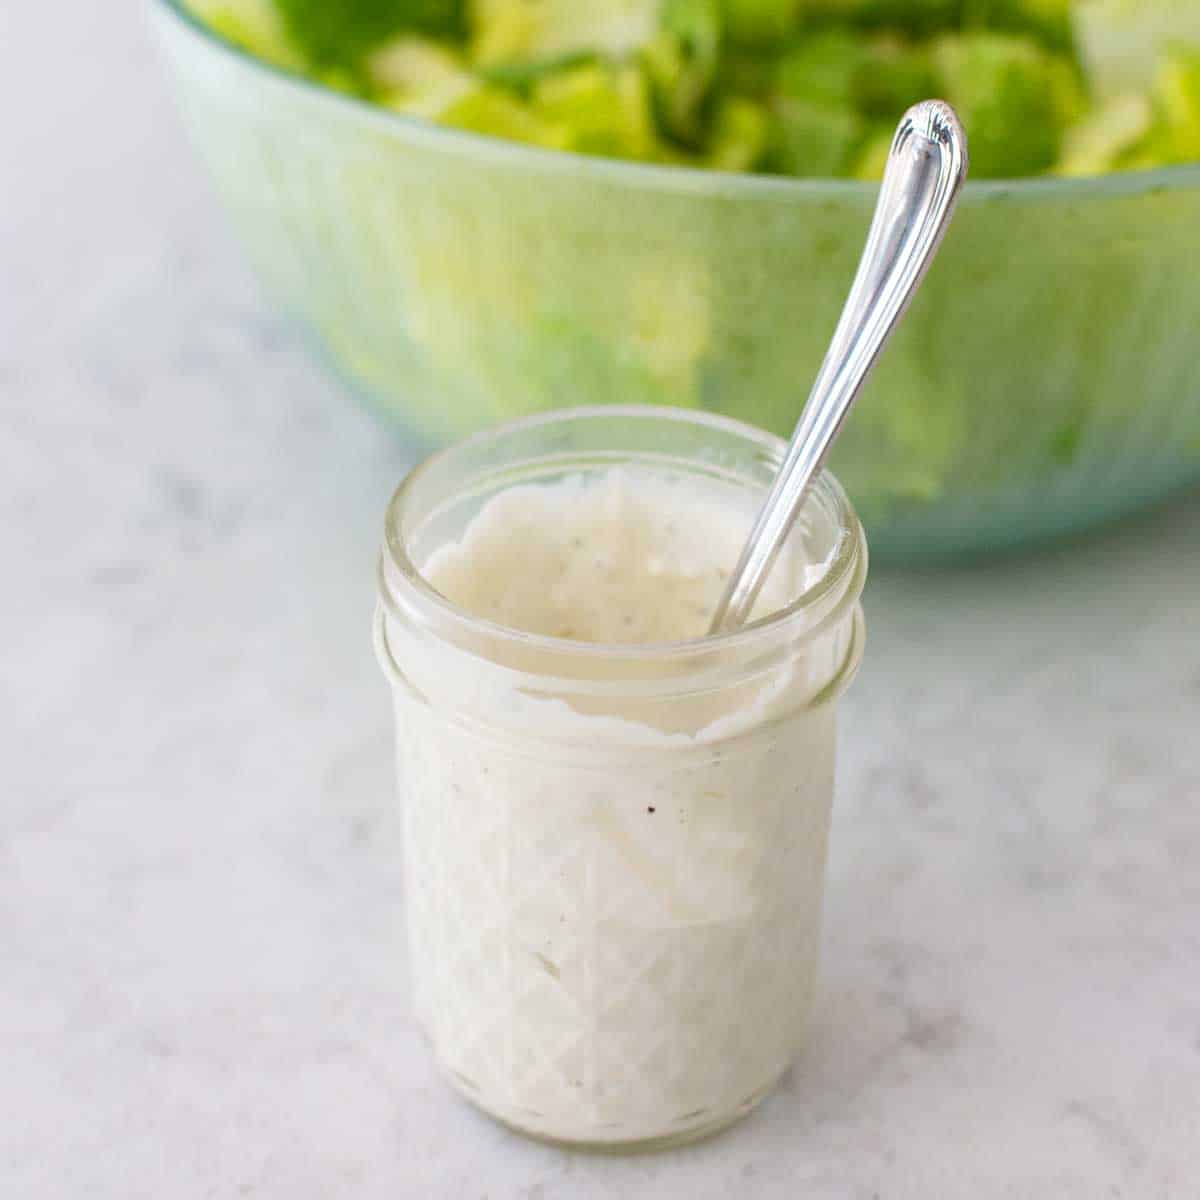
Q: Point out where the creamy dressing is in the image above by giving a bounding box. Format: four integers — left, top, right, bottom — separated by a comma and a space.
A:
424, 468, 818, 644
383, 466, 853, 1146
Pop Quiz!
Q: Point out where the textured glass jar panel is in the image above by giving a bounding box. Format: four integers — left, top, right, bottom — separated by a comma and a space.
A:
396, 698, 835, 1145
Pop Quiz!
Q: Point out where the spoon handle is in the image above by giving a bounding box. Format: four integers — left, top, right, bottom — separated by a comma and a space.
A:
709, 100, 968, 634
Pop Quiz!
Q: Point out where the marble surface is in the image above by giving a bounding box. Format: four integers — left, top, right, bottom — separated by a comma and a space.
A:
4, 4, 1199, 1197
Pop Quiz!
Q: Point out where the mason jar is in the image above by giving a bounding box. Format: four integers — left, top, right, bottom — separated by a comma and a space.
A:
374, 407, 867, 1149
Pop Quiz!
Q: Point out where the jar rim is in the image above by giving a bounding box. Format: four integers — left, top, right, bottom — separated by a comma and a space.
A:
379, 405, 867, 668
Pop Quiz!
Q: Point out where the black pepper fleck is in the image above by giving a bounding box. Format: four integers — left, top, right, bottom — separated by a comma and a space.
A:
647, 806, 656, 814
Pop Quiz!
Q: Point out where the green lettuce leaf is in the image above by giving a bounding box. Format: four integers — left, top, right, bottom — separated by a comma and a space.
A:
275, 0, 465, 68
933, 31, 1085, 175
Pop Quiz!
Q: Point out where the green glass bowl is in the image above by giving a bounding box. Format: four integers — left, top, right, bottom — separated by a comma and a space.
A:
154, 0, 1200, 560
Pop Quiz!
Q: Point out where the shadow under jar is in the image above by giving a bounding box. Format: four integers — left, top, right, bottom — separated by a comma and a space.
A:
375, 406, 867, 1149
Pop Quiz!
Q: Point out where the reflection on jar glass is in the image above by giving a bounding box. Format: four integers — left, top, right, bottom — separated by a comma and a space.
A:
375, 407, 867, 1149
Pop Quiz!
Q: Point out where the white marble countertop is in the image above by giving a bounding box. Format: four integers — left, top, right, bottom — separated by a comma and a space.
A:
5, 4, 1199, 1197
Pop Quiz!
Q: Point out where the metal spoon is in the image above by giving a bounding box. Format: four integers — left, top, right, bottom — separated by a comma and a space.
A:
708, 100, 969, 634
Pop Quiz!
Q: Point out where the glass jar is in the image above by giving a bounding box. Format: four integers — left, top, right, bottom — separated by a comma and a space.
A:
375, 407, 867, 1149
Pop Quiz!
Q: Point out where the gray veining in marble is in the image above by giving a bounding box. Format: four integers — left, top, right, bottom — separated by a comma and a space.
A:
3, 4, 1199, 1197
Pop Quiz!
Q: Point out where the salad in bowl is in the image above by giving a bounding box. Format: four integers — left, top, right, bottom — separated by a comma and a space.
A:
156, 0, 1200, 557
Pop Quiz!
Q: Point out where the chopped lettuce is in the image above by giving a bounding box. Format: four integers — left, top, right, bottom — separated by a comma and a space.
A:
532, 63, 659, 158
366, 35, 469, 95
705, 95, 771, 168
1155, 46, 1200, 159
800, 0, 964, 38
768, 96, 866, 175
273, 0, 464, 67
187, 0, 1200, 178
854, 36, 939, 115
851, 123, 896, 177
187, 0, 302, 68
396, 81, 567, 147
933, 32, 1085, 176
1057, 91, 1154, 173
469, 0, 662, 66
775, 30, 936, 116
1075, 0, 1200, 98
642, 0, 722, 145
720, 0, 801, 46
775, 30, 871, 107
